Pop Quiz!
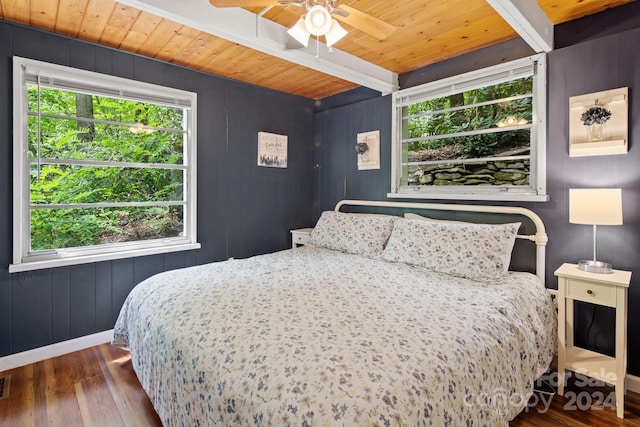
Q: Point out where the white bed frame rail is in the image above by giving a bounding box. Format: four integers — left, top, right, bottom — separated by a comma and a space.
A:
334, 200, 548, 284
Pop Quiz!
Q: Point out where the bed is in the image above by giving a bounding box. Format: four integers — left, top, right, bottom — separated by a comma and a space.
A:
113, 200, 557, 426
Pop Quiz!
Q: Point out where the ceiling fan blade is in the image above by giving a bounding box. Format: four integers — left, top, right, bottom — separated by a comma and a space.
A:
334, 5, 396, 40
209, 0, 281, 7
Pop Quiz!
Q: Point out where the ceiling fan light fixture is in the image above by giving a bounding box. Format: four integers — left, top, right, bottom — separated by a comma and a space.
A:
287, 16, 311, 47
305, 5, 332, 36
325, 19, 347, 47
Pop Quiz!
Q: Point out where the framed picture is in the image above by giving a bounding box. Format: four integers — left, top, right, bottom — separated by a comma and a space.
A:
356, 130, 380, 170
258, 131, 288, 168
569, 87, 628, 157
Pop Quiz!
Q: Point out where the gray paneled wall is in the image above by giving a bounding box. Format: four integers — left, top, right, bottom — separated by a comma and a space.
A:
545, 21, 640, 362
0, 21, 314, 357
313, 95, 392, 217
311, 3, 640, 375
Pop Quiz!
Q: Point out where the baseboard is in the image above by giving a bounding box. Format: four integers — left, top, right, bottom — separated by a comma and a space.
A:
0, 329, 113, 372
628, 374, 640, 394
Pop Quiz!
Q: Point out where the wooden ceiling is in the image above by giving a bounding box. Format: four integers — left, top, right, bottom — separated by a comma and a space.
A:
0, 0, 633, 99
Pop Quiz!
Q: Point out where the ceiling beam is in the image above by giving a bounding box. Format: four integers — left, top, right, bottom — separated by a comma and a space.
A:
116, 0, 399, 95
487, 0, 554, 52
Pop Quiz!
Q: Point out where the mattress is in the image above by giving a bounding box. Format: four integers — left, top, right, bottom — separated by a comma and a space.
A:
113, 246, 556, 426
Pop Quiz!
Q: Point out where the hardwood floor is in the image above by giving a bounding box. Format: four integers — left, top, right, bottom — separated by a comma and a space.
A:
0, 344, 162, 427
1, 343, 639, 426
512, 376, 640, 426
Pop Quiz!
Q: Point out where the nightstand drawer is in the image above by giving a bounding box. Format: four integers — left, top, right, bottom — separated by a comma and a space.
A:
566, 279, 616, 306
292, 233, 310, 246
290, 228, 313, 248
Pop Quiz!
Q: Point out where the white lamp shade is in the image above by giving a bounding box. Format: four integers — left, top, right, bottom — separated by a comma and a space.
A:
305, 5, 332, 36
325, 20, 347, 47
569, 188, 623, 225
287, 17, 310, 47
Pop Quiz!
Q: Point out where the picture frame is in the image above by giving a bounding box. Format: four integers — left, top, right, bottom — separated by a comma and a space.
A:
569, 87, 628, 157
356, 130, 380, 170
258, 131, 288, 168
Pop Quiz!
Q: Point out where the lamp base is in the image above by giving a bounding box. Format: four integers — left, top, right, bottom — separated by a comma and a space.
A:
577, 260, 613, 274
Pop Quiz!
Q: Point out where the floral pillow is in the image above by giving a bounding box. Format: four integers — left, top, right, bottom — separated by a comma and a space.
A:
404, 212, 467, 224
380, 218, 521, 282
307, 211, 398, 258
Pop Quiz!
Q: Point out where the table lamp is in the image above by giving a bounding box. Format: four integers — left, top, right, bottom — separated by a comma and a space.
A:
569, 188, 623, 273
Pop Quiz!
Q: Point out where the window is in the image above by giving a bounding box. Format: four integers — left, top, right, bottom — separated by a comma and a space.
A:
11, 57, 199, 272
390, 54, 548, 201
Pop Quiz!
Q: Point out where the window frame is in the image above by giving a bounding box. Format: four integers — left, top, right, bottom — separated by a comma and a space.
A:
389, 54, 548, 202
11, 57, 200, 273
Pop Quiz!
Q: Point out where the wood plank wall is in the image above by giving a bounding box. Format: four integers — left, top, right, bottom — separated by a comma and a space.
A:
0, 21, 314, 357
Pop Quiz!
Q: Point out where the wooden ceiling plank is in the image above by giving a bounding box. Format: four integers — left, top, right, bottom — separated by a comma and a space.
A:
197, 43, 264, 75
2, 0, 30, 24
30, 0, 59, 29
277, 71, 326, 93
343, 3, 509, 70
170, 33, 213, 65
190, 46, 257, 83
186, 35, 230, 69
135, 18, 184, 58
0, 1, 4, 19
393, 18, 516, 71
222, 47, 264, 73
224, 51, 332, 94
99, 4, 140, 48
248, 63, 353, 98
203, 43, 352, 98
361, 13, 515, 73
55, 0, 89, 37
288, 73, 356, 98
539, 0, 633, 24
156, 25, 202, 63
118, 10, 162, 53
193, 39, 233, 66
78, 0, 117, 42
190, 42, 245, 78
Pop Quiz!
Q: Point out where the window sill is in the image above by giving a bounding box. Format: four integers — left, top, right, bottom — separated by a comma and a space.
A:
8, 243, 201, 273
387, 191, 549, 202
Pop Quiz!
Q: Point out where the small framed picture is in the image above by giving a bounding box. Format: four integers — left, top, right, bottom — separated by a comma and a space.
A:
356, 130, 380, 170
258, 131, 288, 168
568, 87, 628, 157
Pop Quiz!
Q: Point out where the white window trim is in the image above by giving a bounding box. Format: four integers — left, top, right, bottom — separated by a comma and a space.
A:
10, 57, 200, 273
389, 54, 548, 202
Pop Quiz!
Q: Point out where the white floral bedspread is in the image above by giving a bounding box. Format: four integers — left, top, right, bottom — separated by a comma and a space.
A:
113, 246, 556, 426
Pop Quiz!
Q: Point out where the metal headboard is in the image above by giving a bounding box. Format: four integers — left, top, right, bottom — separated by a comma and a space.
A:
334, 200, 548, 285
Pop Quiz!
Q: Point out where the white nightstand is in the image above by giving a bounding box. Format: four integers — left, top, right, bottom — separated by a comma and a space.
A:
290, 228, 313, 248
554, 263, 631, 418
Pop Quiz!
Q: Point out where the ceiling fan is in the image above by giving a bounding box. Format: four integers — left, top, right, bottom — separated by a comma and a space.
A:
208, 0, 397, 47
